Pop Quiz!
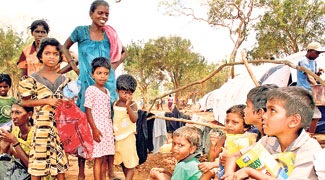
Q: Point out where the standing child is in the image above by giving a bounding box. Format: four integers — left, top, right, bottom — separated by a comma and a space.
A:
19, 38, 69, 180
113, 74, 138, 180
84, 57, 115, 180
229, 86, 322, 180
150, 126, 202, 179
198, 104, 254, 180
0, 74, 15, 128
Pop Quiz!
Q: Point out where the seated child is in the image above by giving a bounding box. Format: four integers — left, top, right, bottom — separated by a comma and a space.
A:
0, 74, 15, 128
198, 104, 255, 180
225, 86, 322, 180
150, 126, 202, 180
224, 84, 278, 176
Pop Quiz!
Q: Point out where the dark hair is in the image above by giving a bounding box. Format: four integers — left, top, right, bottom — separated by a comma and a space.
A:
173, 126, 201, 147
36, 38, 63, 63
13, 100, 34, 126
116, 74, 137, 93
90, 0, 109, 13
267, 86, 315, 128
247, 84, 279, 112
226, 104, 252, 130
0, 74, 12, 87
91, 57, 111, 73
30, 20, 50, 34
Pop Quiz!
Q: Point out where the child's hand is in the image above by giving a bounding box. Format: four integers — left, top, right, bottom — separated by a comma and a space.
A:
210, 132, 220, 146
47, 98, 63, 107
198, 162, 217, 173
92, 128, 103, 143
231, 167, 251, 180
150, 168, 164, 178
125, 94, 133, 107
219, 151, 227, 166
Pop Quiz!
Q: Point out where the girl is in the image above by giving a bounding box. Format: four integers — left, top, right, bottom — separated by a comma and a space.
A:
19, 38, 70, 180
198, 104, 254, 180
84, 57, 115, 180
17, 20, 50, 77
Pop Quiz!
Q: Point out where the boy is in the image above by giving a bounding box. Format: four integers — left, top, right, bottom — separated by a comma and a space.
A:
150, 126, 202, 179
227, 86, 322, 180
113, 74, 139, 180
223, 84, 278, 175
0, 74, 15, 127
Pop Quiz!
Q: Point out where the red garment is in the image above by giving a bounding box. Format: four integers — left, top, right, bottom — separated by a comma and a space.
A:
103, 25, 122, 63
55, 101, 93, 159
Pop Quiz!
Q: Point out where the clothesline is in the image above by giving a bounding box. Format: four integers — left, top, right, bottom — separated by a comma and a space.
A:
147, 115, 225, 130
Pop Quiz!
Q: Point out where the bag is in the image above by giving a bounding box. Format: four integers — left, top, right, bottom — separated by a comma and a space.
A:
55, 101, 94, 159
0, 153, 30, 180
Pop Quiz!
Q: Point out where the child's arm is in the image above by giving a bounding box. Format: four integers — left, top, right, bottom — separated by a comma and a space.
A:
208, 134, 226, 161
150, 168, 172, 180
126, 94, 138, 123
21, 96, 62, 107
85, 107, 102, 143
226, 167, 276, 180
198, 134, 226, 173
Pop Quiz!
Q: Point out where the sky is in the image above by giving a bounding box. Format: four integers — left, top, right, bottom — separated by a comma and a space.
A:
0, 0, 239, 63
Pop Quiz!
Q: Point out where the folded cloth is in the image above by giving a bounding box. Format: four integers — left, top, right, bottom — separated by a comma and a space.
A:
103, 25, 122, 63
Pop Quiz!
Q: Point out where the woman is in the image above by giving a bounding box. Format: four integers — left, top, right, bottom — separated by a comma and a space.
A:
0, 100, 34, 167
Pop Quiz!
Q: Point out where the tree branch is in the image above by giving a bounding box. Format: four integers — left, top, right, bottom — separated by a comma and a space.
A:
148, 59, 325, 112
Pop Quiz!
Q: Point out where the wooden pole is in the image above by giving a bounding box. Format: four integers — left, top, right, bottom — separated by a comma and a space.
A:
241, 51, 260, 87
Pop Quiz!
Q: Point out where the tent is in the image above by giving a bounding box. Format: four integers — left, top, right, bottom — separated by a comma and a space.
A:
199, 52, 325, 124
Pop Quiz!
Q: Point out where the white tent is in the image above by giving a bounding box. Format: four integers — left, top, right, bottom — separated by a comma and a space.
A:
199, 52, 325, 124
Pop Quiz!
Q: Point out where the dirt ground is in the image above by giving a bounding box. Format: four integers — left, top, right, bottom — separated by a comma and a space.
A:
65, 152, 176, 180
64, 106, 325, 180
65, 107, 213, 180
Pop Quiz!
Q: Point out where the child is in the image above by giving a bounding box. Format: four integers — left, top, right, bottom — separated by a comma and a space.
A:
150, 126, 202, 179
0, 74, 15, 128
223, 84, 278, 176
113, 74, 138, 180
198, 104, 254, 180
19, 38, 69, 180
227, 86, 322, 180
84, 57, 115, 180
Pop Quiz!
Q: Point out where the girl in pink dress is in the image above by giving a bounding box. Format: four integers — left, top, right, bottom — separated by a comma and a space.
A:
84, 57, 114, 180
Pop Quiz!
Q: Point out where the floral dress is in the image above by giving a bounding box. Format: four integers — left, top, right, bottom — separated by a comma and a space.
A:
19, 73, 69, 176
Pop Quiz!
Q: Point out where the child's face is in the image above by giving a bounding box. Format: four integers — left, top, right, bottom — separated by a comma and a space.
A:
41, 45, 60, 67
263, 99, 289, 136
244, 99, 259, 126
0, 81, 10, 96
225, 112, 246, 134
92, 67, 109, 86
90, 5, 109, 27
117, 90, 133, 102
172, 136, 196, 161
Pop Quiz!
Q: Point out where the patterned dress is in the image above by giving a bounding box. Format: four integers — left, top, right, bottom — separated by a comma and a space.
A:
19, 73, 69, 176
84, 86, 115, 158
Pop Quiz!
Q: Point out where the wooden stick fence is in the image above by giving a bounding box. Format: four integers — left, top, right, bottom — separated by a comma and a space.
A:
147, 115, 225, 130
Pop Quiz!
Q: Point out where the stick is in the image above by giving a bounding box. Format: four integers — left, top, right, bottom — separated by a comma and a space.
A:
241, 51, 260, 87
147, 115, 225, 130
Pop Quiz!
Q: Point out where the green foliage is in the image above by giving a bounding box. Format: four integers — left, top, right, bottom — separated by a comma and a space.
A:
124, 36, 226, 105
0, 27, 28, 96
249, 0, 325, 59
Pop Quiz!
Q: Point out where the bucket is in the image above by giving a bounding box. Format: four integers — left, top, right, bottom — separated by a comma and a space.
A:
311, 85, 325, 105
